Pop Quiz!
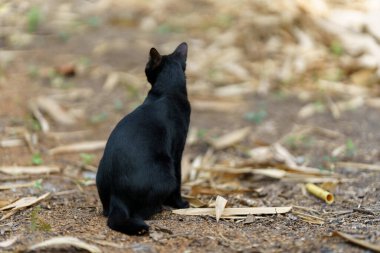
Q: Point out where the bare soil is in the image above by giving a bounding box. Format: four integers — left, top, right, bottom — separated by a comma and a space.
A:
0, 3, 380, 253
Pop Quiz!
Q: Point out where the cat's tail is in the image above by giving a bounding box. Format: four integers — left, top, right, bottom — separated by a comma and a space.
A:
107, 196, 149, 235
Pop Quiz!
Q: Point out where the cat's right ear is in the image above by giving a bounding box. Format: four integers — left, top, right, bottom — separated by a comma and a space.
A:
149, 48, 162, 68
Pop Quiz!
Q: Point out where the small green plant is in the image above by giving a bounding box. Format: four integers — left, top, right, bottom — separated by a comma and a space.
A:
285, 134, 314, 149
330, 40, 344, 56
90, 112, 108, 124
157, 24, 181, 34
27, 6, 42, 33
33, 179, 43, 190
58, 31, 70, 42
27, 65, 39, 78
29, 118, 42, 131
113, 99, 124, 111
345, 139, 357, 156
244, 110, 267, 124
80, 153, 95, 165
85, 16, 101, 27
197, 129, 207, 140
32, 153, 43, 165
30, 205, 51, 231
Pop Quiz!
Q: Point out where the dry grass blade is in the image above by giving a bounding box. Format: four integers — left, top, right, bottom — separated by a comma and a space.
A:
48, 141, 106, 155
173, 206, 292, 217
298, 103, 325, 118
28, 236, 102, 253
282, 176, 344, 183
336, 162, 380, 171
0, 166, 60, 175
215, 196, 228, 222
0, 179, 41, 190
35, 96, 76, 125
103, 72, 120, 91
333, 231, 380, 252
45, 130, 91, 141
273, 143, 297, 167
0, 237, 18, 248
209, 127, 251, 150
191, 100, 243, 112
199, 166, 286, 179
87, 239, 126, 249
0, 138, 24, 148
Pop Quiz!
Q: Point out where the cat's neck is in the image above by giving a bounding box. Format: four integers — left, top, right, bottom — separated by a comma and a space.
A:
149, 68, 187, 97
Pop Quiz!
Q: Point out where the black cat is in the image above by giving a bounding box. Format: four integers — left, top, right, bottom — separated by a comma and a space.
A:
96, 42, 190, 235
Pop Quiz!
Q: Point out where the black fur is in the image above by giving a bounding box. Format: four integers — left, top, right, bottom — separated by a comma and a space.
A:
96, 42, 190, 235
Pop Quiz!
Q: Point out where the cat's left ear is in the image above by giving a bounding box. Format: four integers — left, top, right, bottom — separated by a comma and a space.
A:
149, 48, 162, 68
173, 42, 187, 62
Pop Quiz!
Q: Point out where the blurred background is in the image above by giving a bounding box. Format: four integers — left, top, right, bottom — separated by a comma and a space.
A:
1, 0, 380, 252
1, 0, 379, 165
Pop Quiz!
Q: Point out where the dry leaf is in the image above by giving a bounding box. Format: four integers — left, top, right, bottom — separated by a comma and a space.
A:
0, 166, 60, 175
0, 192, 50, 211
0, 237, 18, 248
28, 237, 102, 253
247, 146, 273, 163
298, 103, 325, 118
1, 192, 50, 220
29, 102, 50, 133
209, 127, 251, 150
103, 72, 120, 91
0, 179, 41, 190
48, 141, 106, 155
215, 196, 228, 222
333, 231, 380, 252
35, 96, 76, 125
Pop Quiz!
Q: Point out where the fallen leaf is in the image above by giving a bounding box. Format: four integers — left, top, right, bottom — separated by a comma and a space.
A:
35, 96, 76, 125
28, 236, 102, 253
1, 192, 50, 221
0, 237, 18, 248
55, 63, 76, 77
0, 192, 50, 211
0, 179, 42, 190
215, 196, 228, 222
209, 127, 251, 150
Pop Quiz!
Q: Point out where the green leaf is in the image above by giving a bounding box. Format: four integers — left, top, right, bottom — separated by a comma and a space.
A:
32, 153, 43, 165
244, 110, 267, 124
27, 6, 42, 33
345, 139, 356, 156
80, 153, 95, 165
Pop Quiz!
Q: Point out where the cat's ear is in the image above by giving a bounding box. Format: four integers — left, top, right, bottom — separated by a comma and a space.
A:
173, 42, 187, 61
149, 48, 162, 68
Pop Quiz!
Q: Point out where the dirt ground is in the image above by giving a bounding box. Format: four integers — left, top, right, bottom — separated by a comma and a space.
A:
1, 1, 380, 253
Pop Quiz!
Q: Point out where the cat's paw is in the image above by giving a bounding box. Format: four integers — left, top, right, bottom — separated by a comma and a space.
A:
175, 199, 189, 209
164, 197, 189, 209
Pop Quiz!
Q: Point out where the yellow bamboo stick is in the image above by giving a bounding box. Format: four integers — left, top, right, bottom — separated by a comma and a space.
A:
306, 183, 334, 204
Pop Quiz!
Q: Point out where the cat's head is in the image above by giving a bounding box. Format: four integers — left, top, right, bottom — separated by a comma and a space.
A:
145, 42, 187, 85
